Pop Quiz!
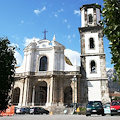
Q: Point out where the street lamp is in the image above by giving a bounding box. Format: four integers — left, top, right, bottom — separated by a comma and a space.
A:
72, 75, 77, 113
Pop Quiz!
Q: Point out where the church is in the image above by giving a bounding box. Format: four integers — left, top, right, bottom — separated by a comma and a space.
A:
11, 3, 110, 108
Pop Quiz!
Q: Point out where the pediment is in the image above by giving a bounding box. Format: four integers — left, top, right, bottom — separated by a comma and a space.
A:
37, 39, 51, 48
37, 39, 51, 44
52, 41, 65, 48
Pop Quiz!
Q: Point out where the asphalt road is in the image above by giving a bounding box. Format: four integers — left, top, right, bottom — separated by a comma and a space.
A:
0, 115, 120, 120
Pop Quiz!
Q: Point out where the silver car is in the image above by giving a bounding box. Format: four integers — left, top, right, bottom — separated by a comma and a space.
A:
16, 107, 30, 114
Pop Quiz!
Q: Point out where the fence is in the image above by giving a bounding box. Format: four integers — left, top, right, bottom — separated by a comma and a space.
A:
0, 105, 15, 117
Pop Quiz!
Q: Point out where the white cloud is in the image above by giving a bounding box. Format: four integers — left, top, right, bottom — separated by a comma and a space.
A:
54, 13, 58, 17
10, 43, 19, 48
41, 6, 46, 12
67, 25, 71, 28
64, 49, 80, 66
10, 43, 22, 65
15, 51, 23, 66
63, 19, 67, 23
68, 35, 71, 39
21, 20, 24, 23
34, 6, 46, 15
24, 37, 40, 46
65, 35, 71, 43
74, 10, 80, 16
11, 35, 19, 41
58, 8, 64, 12
34, 9, 40, 15
73, 34, 76, 38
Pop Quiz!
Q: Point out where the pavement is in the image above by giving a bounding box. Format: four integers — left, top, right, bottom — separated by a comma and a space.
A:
0, 115, 120, 120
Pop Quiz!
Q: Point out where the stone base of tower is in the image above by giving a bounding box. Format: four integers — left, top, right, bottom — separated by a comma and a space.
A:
87, 78, 110, 104
101, 79, 111, 103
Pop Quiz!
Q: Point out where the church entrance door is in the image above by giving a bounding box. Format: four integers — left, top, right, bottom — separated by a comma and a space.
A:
64, 86, 72, 106
35, 81, 47, 106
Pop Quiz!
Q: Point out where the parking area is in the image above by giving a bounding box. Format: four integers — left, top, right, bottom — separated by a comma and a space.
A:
0, 115, 120, 120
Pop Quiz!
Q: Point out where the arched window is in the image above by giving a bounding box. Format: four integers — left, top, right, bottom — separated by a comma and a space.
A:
89, 38, 95, 49
39, 56, 47, 71
91, 60, 96, 73
88, 14, 93, 24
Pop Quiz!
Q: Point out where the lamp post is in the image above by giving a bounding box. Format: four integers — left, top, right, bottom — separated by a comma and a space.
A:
72, 75, 77, 113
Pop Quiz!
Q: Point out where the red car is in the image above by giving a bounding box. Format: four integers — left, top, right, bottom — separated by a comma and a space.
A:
110, 100, 120, 116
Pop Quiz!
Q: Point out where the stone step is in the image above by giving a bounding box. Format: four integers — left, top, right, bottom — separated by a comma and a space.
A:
46, 106, 73, 115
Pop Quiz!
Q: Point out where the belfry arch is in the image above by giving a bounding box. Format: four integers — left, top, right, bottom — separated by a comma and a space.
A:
34, 81, 47, 106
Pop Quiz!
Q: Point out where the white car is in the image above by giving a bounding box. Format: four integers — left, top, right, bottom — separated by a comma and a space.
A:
103, 103, 111, 115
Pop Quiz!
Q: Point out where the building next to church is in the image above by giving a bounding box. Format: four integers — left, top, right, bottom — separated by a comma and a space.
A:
11, 3, 110, 108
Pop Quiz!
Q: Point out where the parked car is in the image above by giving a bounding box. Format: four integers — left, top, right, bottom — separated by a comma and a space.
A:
14, 107, 19, 114
16, 107, 30, 114
103, 102, 111, 115
29, 107, 49, 114
110, 100, 120, 116
86, 101, 104, 116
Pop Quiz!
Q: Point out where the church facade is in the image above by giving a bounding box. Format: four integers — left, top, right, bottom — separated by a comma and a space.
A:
11, 3, 110, 107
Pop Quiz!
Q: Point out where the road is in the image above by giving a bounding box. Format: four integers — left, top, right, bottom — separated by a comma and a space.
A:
0, 115, 120, 120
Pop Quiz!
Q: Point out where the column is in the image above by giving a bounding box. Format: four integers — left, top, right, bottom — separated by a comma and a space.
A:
93, 7, 97, 26
50, 78, 53, 105
26, 78, 29, 106
75, 80, 77, 103
72, 75, 77, 103
59, 79, 64, 106
32, 86, 35, 106
46, 85, 50, 104
22, 78, 27, 106
84, 9, 87, 27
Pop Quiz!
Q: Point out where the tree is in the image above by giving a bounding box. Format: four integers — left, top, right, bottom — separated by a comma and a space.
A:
0, 37, 16, 111
101, 0, 120, 81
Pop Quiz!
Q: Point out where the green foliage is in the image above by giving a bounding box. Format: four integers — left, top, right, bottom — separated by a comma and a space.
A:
0, 37, 16, 111
113, 96, 120, 100
101, 0, 120, 81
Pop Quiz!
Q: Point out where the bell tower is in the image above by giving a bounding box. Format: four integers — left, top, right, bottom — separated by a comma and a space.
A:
79, 3, 110, 103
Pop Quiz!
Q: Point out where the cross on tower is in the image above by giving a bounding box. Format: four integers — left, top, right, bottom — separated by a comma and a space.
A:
42, 29, 48, 39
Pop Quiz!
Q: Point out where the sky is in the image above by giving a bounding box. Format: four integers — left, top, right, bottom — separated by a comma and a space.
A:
0, 0, 113, 69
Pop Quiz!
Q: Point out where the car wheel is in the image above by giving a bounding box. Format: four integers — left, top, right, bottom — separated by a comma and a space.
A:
86, 114, 91, 116
111, 114, 114, 116
102, 113, 105, 116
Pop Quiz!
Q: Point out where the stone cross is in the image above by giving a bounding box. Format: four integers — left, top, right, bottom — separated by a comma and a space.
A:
43, 29, 48, 39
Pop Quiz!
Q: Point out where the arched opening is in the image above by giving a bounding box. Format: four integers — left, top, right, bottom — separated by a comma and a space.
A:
13, 87, 20, 105
39, 56, 47, 71
35, 81, 47, 106
91, 60, 96, 73
64, 86, 72, 106
88, 14, 93, 24
89, 38, 95, 49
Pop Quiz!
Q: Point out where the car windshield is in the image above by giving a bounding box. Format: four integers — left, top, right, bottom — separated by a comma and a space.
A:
87, 101, 102, 107
112, 101, 120, 106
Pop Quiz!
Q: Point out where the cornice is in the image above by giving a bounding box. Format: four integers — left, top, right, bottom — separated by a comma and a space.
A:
78, 25, 103, 32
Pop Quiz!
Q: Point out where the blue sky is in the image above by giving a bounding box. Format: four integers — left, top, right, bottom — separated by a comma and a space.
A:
0, 0, 113, 69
